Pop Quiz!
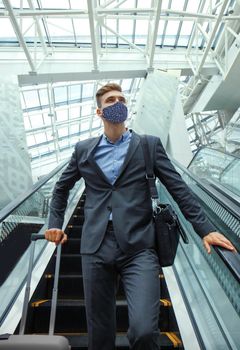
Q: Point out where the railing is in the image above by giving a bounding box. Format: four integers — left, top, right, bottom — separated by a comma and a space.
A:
0, 160, 69, 244
188, 146, 240, 197
161, 157, 240, 313
157, 175, 240, 349
171, 157, 240, 242
0, 158, 85, 331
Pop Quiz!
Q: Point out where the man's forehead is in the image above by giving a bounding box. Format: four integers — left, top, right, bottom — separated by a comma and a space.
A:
102, 90, 124, 101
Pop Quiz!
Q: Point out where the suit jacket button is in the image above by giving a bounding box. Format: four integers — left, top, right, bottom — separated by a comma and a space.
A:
107, 206, 112, 211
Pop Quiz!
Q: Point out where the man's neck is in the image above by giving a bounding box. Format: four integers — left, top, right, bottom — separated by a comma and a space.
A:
103, 123, 127, 143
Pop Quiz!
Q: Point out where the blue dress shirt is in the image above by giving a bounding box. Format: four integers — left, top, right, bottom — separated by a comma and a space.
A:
94, 129, 132, 220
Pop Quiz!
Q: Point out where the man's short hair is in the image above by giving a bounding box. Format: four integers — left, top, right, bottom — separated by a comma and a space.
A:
96, 83, 122, 108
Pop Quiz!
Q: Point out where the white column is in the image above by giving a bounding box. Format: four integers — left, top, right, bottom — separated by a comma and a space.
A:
167, 91, 192, 166
131, 70, 178, 148
131, 70, 192, 165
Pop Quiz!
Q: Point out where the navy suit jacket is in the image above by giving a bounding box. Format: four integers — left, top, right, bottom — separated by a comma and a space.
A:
48, 130, 215, 254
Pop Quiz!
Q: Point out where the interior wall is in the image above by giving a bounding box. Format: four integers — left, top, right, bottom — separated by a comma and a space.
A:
0, 80, 33, 210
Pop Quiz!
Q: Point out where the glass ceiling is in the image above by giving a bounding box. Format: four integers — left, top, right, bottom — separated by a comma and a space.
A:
1, 0, 239, 178
0, 0, 235, 49
20, 78, 143, 177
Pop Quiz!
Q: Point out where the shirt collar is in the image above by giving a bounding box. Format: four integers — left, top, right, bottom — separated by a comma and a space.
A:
103, 129, 130, 144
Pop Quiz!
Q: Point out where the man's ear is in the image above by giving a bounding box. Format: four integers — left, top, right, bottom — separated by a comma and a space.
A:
96, 108, 103, 118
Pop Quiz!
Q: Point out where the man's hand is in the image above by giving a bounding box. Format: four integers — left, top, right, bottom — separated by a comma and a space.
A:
45, 228, 68, 245
203, 231, 237, 254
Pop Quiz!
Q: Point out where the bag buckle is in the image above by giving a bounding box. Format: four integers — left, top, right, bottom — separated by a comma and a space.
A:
146, 174, 155, 180
152, 198, 161, 214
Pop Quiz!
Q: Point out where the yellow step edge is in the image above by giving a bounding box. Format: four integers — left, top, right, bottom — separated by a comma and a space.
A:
162, 332, 182, 348
171, 332, 182, 346
31, 299, 49, 307
56, 332, 169, 337
160, 299, 172, 307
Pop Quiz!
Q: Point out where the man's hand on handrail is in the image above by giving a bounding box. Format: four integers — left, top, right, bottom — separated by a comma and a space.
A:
45, 228, 68, 245
203, 231, 237, 254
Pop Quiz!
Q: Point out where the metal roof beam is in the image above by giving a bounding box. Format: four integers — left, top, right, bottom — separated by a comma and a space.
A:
113, 0, 129, 8
97, 8, 154, 14
196, 0, 229, 76
87, 0, 99, 71
98, 19, 145, 54
27, 0, 48, 56
2, 0, 36, 72
0, 10, 239, 22
186, 0, 207, 55
18, 69, 147, 86
145, 0, 155, 56
47, 84, 60, 163
148, 0, 162, 70
100, 0, 118, 8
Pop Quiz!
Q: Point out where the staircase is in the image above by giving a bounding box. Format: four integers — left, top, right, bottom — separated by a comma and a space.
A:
21, 192, 184, 349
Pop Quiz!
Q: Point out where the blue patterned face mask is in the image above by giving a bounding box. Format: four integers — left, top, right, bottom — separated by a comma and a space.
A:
102, 102, 128, 123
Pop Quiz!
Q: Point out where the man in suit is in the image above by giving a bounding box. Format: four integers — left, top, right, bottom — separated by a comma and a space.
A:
45, 83, 236, 350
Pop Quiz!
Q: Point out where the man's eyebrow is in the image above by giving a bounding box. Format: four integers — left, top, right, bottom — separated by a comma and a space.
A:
105, 96, 116, 100
104, 95, 125, 101
106, 95, 121, 98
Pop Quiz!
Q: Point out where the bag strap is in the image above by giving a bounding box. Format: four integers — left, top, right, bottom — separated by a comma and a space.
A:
140, 135, 158, 200
140, 136, 189, 244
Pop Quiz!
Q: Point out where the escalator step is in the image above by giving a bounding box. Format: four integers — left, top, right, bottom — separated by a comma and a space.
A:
45, 275, 85, 299
30, 299, 174, 333
74, 208, 84, 215
60, 254, 82, 274
45, 274, 125, 299
45, 273, 169, 301
68, 215, 85, 225
67, 225, 83, 238
61, 238, 81, 254
63, 332, 183, 349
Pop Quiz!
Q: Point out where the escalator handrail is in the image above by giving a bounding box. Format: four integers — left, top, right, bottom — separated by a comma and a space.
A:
187, 146, 240, 170
206, 178, 240, 205
167, 158, 240, 284
0, 159, 69, 223
170, 157, 240, 220
215, 246, 240, 281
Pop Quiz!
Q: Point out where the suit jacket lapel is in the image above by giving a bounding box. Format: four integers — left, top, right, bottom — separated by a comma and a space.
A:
86, 130, 140, 186
115, 130, 140, 183
87, 135, 112, 185
85, 135, 102, 159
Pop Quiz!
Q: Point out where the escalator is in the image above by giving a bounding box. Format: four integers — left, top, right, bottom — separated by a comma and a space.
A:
187, 146, 240, 198
19, 192, 184, 349
160, 155, 240, 350
0, 150, 239, 349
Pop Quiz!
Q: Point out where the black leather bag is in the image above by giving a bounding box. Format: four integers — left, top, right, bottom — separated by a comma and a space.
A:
154, 203, 181, 267
140, 136, 188, 267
